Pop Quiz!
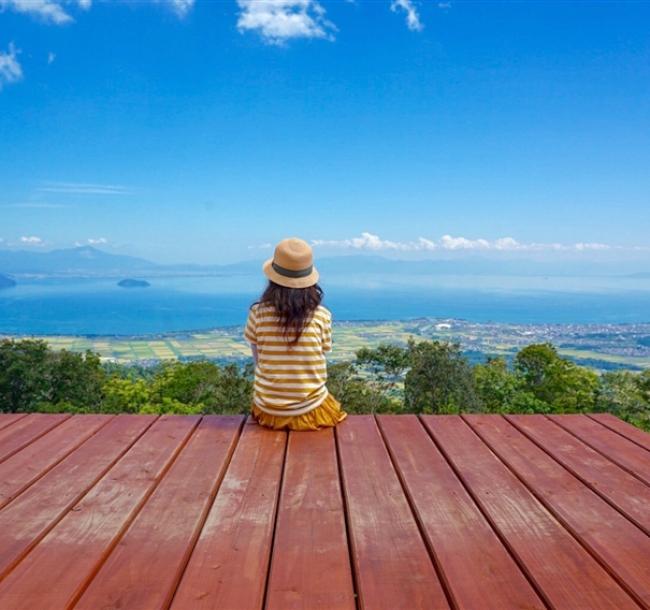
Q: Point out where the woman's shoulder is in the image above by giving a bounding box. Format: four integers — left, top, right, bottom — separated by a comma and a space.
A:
250, 302, 274, 315
313, 305, 332, 324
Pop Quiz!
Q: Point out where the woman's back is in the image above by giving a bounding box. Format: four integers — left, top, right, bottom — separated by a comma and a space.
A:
246, 302, 332, 416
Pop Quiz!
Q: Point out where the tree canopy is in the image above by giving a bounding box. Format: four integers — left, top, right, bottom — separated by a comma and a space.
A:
0, 338, 648, 430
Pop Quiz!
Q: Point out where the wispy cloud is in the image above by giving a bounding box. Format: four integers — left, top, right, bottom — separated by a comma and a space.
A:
20, 235, 44, 246
1, 202, 68, 208
47, 51, 56, 64
237, 0, 335, 44
0, 42, 22, 90
38, 181, 130, 195
311, 232, 647, 253
391, 0, 423, 32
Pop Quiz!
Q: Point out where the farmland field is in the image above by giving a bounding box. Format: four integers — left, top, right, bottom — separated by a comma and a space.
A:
5, 319, 650, 371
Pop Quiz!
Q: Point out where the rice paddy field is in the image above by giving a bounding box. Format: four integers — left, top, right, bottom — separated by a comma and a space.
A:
6, 319, 650, 371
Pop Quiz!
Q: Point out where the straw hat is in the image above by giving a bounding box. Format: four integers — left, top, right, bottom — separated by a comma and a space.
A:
263, 237, 320, 289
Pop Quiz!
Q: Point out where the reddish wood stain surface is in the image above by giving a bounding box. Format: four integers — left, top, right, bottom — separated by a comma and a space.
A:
0, 413, 647, 610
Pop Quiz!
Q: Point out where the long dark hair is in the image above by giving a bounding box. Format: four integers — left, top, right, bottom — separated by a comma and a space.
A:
255, 281, 323, 345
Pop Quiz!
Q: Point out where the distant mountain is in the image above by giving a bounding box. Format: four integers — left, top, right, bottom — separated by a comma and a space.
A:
314, 255, 626, 277
0, 273, 16, 289
0, 246, 645, 278
0, 246, 157, 275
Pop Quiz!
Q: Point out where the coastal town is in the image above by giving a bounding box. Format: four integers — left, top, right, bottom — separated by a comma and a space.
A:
12, 318, 650, 371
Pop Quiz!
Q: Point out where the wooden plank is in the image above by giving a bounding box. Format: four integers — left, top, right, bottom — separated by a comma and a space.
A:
507, 414, 650, 535
0, 413, 70, 463
0, 415, 154, 581
422, 415, 639, 610
588, 413, 650, 452
337, 415, 449, 610
0, 415, 199, 609
0, 414, 113, 510
378, 415, 546, 610
74, 416, 244, 610
550, 414, 650, 486
170, 418, 286, 610
466, 415, 650, 609
265, 428, 356, 610
0, 414, 28, 432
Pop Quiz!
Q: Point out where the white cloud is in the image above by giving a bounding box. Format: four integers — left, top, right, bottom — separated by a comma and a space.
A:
439, 234, 490, 250
309, 232, 643, 253
166, 0, 194, 16
87, 237, 108, 245
38, 181, 130, 195
494, 237, 522, 250
574, 242, 610, 251
0, 43, 22, 90
1, 0, 191, 23
313, 232, 413, 251
391, 0, 423, 31
0, 0, 87, 24
20, 235, 43, 245
47, 51, 56, 64
237, 0, 335, 44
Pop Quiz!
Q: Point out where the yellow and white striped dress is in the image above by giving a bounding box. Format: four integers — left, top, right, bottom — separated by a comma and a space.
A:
244, 303, 346, 431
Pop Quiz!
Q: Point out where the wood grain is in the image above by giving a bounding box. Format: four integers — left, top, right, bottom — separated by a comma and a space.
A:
550, 414, 650, 485
0, 414, 155, 580
1, 414, 648, 609
0, 415, 197, 608
170, 418, 286, 610
337, 415, 450, 610
265, 428, 356, 610
74, 415, 243, 610
378, 415, 546, 610
0, 414, 28, 432
588, 413, 650, 452
0, 413, 70, 463
467, 414, 650, 609
0, 414, 112, 510
507, 414, 650, 535
423, 415, 639, 610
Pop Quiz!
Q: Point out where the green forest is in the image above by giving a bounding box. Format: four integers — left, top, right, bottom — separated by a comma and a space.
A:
1, 338, 648, 430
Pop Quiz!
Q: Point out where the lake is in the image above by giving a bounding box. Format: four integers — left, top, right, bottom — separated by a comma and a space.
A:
1, 274, 650, 335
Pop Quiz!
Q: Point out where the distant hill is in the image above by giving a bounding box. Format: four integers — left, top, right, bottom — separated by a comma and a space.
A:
0, 273, 16, 289
314, 255, 636, 277
0, 246, 646, 278
0, 246, 157, 275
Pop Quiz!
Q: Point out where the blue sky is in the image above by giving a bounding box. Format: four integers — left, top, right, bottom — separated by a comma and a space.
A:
1, 0, 649, 264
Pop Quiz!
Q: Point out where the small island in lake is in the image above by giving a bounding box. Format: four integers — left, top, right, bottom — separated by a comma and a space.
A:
0, 274, 17, 289
118, 278, 150, 288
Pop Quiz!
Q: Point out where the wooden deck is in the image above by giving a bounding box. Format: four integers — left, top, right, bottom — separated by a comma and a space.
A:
0, 413, 648, 610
